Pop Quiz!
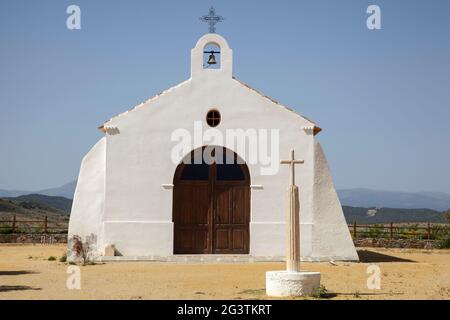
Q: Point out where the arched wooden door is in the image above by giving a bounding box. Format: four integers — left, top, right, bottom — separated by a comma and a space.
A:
173, 148, 250, 254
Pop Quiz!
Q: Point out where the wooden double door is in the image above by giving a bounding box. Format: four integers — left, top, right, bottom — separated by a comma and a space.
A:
173, 150, 250, 254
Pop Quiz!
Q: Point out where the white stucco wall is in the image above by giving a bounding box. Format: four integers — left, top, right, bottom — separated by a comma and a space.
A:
68, 137, 106, 259
69, 33, 358, 261
310, 141, 359, 260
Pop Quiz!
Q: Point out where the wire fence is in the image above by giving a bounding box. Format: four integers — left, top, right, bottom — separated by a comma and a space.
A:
0, 215, 447, 242
348, 221, 448, 240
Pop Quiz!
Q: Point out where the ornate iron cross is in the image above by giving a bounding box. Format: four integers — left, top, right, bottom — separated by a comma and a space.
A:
199, 6, 224, 33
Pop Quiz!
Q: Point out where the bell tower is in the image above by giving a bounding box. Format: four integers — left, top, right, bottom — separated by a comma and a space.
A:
192, 7, 231, 79
191, 33, 233, 79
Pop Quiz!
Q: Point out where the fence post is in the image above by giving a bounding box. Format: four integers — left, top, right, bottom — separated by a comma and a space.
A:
353, 221, 357, 239
44, 216, 48, 234
12, 215, 16, 233
390, 222, 393, 239
427, 223, 431, 240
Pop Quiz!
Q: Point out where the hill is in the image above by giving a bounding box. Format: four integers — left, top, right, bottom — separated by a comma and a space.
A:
338, 188, 450, 211
37, 180, 77, 199
0, 188, 33, 198
5, 194, 73, 213
342, 206, 446, 224
0, 196, 70, 222
0, 180, 77, 199
2, 182, 450, 211
1, 186, 449, 226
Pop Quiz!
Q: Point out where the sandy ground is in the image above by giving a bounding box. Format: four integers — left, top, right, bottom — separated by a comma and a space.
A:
0, 244, 449, 300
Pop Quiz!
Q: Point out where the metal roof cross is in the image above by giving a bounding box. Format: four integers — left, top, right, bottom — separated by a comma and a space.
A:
199, 7, 224, 33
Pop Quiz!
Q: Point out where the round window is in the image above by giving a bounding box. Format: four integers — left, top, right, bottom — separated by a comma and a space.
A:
206, 109, 221, 127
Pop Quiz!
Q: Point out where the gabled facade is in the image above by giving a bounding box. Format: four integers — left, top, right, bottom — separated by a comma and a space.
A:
68, 33, 358, 261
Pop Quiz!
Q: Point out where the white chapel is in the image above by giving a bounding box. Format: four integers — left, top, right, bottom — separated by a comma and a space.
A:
68, 32, 358, 262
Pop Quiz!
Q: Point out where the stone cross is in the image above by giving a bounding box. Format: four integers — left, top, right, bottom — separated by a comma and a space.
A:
280, 149, 304, 272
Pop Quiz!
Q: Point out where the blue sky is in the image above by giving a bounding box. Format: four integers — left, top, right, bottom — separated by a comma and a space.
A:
1, 0, 449, 193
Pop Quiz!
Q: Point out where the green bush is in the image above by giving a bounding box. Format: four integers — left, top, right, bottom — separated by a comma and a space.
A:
430, 225, 442, 240
48, 256, 56, 261
439, 237, 450, 249
368, 224, 384, 238
0, 226, 14, 234
313, 285, 331, 299
437, 210, 450, 248
59, 254, 67, 262
0, 224, 25, 234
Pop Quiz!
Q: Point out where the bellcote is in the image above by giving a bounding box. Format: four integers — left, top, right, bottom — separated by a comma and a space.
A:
191, 33, 233, 79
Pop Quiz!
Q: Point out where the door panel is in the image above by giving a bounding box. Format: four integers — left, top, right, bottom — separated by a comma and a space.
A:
232, 186, 249, 224
215, 186, 231, 224
173, 182, 210, 254
214, 229, 229, 249
213, 183, 250, 254
232, 229, 245, 249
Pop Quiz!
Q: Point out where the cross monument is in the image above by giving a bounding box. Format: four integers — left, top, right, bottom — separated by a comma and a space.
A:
280, 149, 304, 272
266, 149, 321, 297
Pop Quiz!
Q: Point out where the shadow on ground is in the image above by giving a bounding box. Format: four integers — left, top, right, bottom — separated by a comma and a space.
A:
0, 270, 39, 276
357, 250, 415, 263
334, 291, 403, 298
310, 292, 338, 299
0, 285, 42, 292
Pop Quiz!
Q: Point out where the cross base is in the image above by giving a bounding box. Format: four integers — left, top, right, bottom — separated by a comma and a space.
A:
266, 271, 321, 297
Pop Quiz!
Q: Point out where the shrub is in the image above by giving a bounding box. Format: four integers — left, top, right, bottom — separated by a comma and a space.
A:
0, 226, 14, 234
439, 237, 450, 249
437, 210, 450, 248
0, 224, 25, 234
59, 254, 67, 262
368, 224, 384, 238
313, 285, 330, 299
48, 256, 56, 261
430, 225, 442, 240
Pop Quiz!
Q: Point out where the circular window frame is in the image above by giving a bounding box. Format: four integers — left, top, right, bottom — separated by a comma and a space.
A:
206, 109, 221, 128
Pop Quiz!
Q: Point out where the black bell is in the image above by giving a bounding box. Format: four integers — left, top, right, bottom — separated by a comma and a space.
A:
207, 52, 217, 65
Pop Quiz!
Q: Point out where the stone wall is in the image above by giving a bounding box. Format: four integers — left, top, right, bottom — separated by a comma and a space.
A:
0, 233, 67, 244
354, 238, 437, 249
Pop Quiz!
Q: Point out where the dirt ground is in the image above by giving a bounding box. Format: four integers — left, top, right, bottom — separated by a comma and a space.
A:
0, 244, 449, 300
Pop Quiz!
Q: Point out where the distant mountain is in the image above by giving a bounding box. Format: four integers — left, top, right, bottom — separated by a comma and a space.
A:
0, 188, 33, 198
0, 180, 77, 199
37, 180, 77, 199
338, 188, 450, 212
342, 206, 446, 224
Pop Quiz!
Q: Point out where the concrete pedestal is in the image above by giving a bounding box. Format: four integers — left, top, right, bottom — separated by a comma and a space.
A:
266, 271, 321, 297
